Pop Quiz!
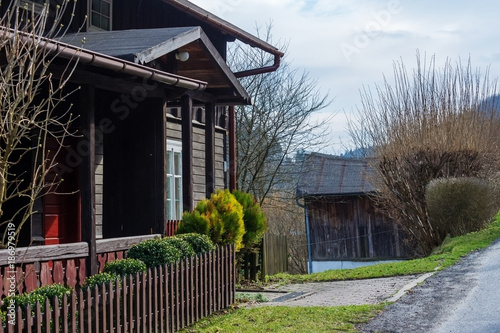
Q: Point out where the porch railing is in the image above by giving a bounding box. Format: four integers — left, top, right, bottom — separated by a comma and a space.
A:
0, 234, 160, 296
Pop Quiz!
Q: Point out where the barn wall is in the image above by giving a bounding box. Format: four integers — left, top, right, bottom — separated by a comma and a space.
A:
306, 195, 406, 261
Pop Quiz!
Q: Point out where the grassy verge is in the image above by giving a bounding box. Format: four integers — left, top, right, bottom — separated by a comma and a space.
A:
180, 305, 384, 333
266, 216, 500, 285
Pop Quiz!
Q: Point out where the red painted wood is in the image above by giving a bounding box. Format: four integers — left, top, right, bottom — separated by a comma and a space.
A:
24, 264, 38, 293
53, 260, 64, 284
107, 252, 115, 264
97, 253, 107, 272
78, 258, 87, 286
65, 260, 77, 288
40, 262, 53, 286
16, 266, 24, 294
43, 137, 81, 245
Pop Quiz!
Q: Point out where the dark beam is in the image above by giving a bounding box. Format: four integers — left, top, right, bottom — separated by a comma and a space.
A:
181, 95, 194, 211
79, 85, 98, 275
155, 99, 167, 233
229, 106, 237, 191
205, 102, 215, 197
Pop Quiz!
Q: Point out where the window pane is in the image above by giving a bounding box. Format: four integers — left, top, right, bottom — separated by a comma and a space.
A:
92, 0, 100, 11
175, 177, 182, 199
174, 152, 181, 175
91, 12, 100, 27
101, 17, 110, 30
102, 1, 110, 16
167, 150, 172, 174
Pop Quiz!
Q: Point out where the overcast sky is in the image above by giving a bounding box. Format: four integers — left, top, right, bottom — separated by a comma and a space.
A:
190, 0, 500, 154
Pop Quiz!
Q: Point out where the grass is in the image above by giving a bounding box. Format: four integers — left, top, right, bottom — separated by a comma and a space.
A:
180, 305, 384, 333
235, 292, 269, 303
266, 216, 500, 285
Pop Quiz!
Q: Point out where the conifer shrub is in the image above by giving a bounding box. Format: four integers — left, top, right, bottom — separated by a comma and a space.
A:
103, 258, 147, 276
127, 238, 181, 268
162, 237, 195, 259
174, 233, 216, 254
232, 190, 267, 250
176, 189, 245, 250
426, 177, 498, 237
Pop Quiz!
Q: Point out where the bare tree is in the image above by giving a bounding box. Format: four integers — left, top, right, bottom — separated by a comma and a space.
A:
228, 23, 332, 205
349, 53, 500, 256
0, 1, 80, 246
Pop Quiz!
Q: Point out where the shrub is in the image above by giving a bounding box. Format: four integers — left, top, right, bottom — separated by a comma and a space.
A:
232, 190, 267, 250
127, 238, 181, 268
81, 272, 120, 290
174, 233, 216, 254
103, 258, 147, 276
426, 177, 498, 237
1, 284, 73, 312
176, 210, 211, 235
162, 237, 195, 259
177, 189, 245, 251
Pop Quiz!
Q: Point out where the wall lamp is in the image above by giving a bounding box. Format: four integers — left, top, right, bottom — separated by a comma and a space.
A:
175, 50, 190, 62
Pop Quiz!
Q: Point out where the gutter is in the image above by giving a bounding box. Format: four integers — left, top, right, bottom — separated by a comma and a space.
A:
167, 0, 284, 78
10, 28, 207, 91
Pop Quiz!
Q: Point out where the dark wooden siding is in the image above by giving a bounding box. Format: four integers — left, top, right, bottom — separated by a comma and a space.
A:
166, 114, 227, 204
306, 195, 407, 261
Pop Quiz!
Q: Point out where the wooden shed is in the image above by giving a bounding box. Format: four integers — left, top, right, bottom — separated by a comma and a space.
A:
297, 153, 409, 272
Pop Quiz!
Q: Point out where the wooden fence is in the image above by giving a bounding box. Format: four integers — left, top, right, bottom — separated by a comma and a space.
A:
261, 234, 288, 276
0, 235, 160, 297
1, 245, 235, 332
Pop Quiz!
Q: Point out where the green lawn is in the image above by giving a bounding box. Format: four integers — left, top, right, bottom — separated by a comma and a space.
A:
180, 305, 384, 333
182, 216, 500, 332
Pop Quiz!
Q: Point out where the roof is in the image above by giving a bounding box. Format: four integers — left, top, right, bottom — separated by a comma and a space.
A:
61, 27, 198, 63
297, 153, 376, 197
164, 0, 284, 58
60, 27, 251, 104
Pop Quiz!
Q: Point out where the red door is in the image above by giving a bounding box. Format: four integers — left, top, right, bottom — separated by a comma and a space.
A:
43, 138, 81, 245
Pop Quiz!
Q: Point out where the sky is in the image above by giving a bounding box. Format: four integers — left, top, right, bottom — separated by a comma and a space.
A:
190, 0, 500, 154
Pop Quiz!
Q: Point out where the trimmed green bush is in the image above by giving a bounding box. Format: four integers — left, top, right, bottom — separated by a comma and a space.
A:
232, 190, 267, 250
161, 237, 195, 259
127, 238, 181, 268
174, 233, 216, 254
103, 258, 147, 276
1, 284, 72, 312
81, 272, 120, 290
426, 177, 498, 237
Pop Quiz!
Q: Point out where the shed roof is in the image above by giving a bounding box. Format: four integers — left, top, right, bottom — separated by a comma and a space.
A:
297, 153, 376, 197
60, 27, 250, 104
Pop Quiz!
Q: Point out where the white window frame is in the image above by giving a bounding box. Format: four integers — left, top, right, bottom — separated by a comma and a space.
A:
166, 140, 183, 220
88, 0, 112, 31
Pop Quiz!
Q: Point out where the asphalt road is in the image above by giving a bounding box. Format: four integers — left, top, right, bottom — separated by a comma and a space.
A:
361, 238, 500, 333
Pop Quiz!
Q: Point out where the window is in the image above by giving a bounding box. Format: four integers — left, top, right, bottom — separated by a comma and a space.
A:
166, 140, 183, 220
89, 0, 112, 31
15, 0, 47, 14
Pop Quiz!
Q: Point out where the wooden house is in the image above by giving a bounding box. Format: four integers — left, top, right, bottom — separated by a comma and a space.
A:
2, 0, 283, 273
296, 153, 408, 272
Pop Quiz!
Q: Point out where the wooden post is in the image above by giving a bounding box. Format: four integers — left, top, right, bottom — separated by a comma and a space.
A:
181, 95, 194, 212
80, 84, 97, 276
205, 102, 215, 197
155, 100, 167, 234
228, 106, 237, 191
